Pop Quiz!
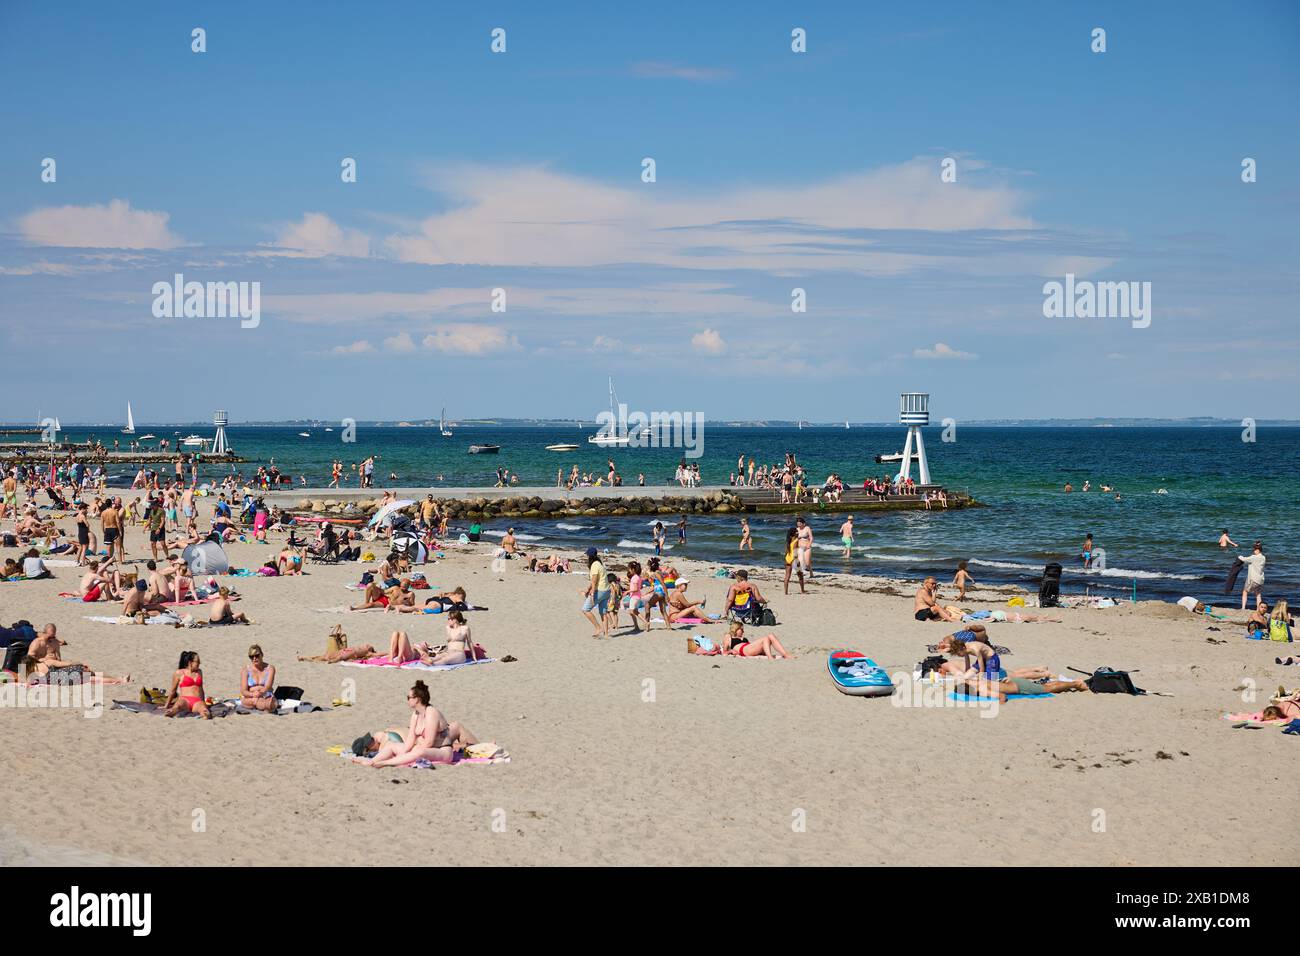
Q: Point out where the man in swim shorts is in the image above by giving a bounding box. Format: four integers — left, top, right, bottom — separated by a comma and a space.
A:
839, 516, 854, 558
914, 577, 959, 622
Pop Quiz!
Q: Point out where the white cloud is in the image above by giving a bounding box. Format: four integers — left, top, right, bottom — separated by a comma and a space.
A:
420, 324, 517, 355
383, 331, 417, 353
913, 342, 977, 360
384, 159, 1035, 274
630, 61, 732, 81
18, 199, 182, 249
268, 212, 370, 258
691, 329, 725, 353
331, 339, 375, 355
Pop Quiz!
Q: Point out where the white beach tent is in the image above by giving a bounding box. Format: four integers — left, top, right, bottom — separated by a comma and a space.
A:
182, 541, 230, 574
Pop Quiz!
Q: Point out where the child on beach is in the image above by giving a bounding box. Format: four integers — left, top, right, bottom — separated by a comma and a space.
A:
953, 560, 974, 600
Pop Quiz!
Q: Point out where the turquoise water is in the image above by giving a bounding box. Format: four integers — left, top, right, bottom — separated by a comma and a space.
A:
27, 424, 1300, 603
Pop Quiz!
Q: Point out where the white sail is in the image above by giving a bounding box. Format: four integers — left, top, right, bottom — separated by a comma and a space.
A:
123, 402, 136, 433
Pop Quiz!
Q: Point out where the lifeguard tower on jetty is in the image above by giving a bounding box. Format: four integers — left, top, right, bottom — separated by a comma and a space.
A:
211, 410, 231, 456
896, 392, 932, 486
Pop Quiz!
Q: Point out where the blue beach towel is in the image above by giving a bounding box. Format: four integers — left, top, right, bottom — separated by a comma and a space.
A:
948, 691, 1055, 702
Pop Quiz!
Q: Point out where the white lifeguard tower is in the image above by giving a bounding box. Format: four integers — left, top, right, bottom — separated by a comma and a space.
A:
211, 410, 230, 456
896, 392, 932, 486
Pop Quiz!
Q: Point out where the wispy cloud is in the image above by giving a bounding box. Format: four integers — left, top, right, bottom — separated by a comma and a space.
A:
629, 61, 732, 81
17, 199, 182, 249
331, 339, 374, 355
913, 342, 977, 360
386, 158, 1037, 274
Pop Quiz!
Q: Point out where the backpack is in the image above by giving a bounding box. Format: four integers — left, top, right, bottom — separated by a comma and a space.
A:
1072, 666, 1144, 695
760, 607, 778, 627
1269, 618, 1292, 642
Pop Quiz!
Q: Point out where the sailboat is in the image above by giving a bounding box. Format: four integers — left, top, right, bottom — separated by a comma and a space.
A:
845, 421, 850, 429
587, 377, 648, 446
440, 407, 453, 438
122, 402, 136, 434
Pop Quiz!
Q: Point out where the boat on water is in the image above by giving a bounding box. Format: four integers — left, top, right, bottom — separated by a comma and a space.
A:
468, 444, 500, 455
324, 427, 333, 432
139, 433, 156, 440
874, 451, 920, 464
298, 432, 311, 438
545, 443, 580, 452
440, 407, 453, 438
180, 434, 207, 448
588, 377, 650, 446
121, 402, 136, 435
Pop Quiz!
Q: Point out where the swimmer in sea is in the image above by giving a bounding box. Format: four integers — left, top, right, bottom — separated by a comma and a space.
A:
1218, 530, 1237, 548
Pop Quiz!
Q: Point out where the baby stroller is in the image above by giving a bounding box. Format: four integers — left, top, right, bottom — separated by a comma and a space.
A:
1039, 562, 1063, 608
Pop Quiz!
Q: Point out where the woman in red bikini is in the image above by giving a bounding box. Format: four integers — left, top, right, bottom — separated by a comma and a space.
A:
165, 650, 212, 718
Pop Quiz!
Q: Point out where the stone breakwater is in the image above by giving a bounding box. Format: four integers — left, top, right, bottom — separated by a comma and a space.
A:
290, 490, 749, 521
286, 487, 977, 520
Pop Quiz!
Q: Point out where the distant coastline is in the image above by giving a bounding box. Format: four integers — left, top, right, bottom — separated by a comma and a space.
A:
3, 417, 1298, 429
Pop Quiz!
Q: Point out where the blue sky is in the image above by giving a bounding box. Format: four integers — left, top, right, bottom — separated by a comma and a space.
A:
1, 0, 1297, 424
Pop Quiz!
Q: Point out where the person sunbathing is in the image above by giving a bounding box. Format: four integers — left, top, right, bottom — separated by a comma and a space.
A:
350, 580, 389, 610
208, 586, 249, 625
352, 680, 478, 767
122, 580, 168, 620
165, 650, 211, 718
79, 561, 121, 602
720, 621, 792, 659
423, 586, 469, 612
239, 644, 277, 712
914, 577, 961, 622
724, 570, 767, 622
277, 546, 304, 576
427, 610, 476, 665
24, 627, 130, 685
958, 672, 1089, 703
666, 581, 715, 624
298, 626, 378, 662
382, 578, 416, 611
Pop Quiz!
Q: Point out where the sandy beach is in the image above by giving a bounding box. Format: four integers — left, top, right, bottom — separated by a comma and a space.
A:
3, 495, 1295, 868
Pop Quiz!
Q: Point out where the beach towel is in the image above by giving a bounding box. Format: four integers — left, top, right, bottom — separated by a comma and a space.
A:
1224, 557, 1244, 595
948, 690, 1054, 702
340, 656, 496, 672
85, 612, 181, 626
111, 699, 232, 718
340, 747, 509, 767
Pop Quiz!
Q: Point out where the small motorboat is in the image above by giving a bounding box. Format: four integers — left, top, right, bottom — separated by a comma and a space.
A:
180, 434, 207, 448
546, 443, 580, 452
827, 651, 895, 698
874, 451, 920, 464
298, 432, 311, 438
468, 444, 501, 454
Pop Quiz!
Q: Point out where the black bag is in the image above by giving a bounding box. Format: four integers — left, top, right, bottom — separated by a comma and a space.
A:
274, 685, 305, 701
1039, 562, 1063, 608
3, 640, 31, 674
1070, 666, 1144, 695
760, 607, 778, 627
2, 534, 15, 548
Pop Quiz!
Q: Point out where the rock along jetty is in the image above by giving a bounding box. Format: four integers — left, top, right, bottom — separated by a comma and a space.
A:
262, 484, 978, 521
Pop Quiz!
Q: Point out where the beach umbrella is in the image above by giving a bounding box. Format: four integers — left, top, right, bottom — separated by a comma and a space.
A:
182, 541, 229, 574
369, 499, 415, 527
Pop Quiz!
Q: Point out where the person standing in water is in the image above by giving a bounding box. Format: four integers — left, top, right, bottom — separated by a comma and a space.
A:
1239, 541, 1266, 611
677, 514, 687, 546
652, 522, 665, 556
839, 516, 854, 558
796, 515, 814, 577
1218, 529, 1238, 548
1081, 533, 1094, 570
738, 517, 753, 552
